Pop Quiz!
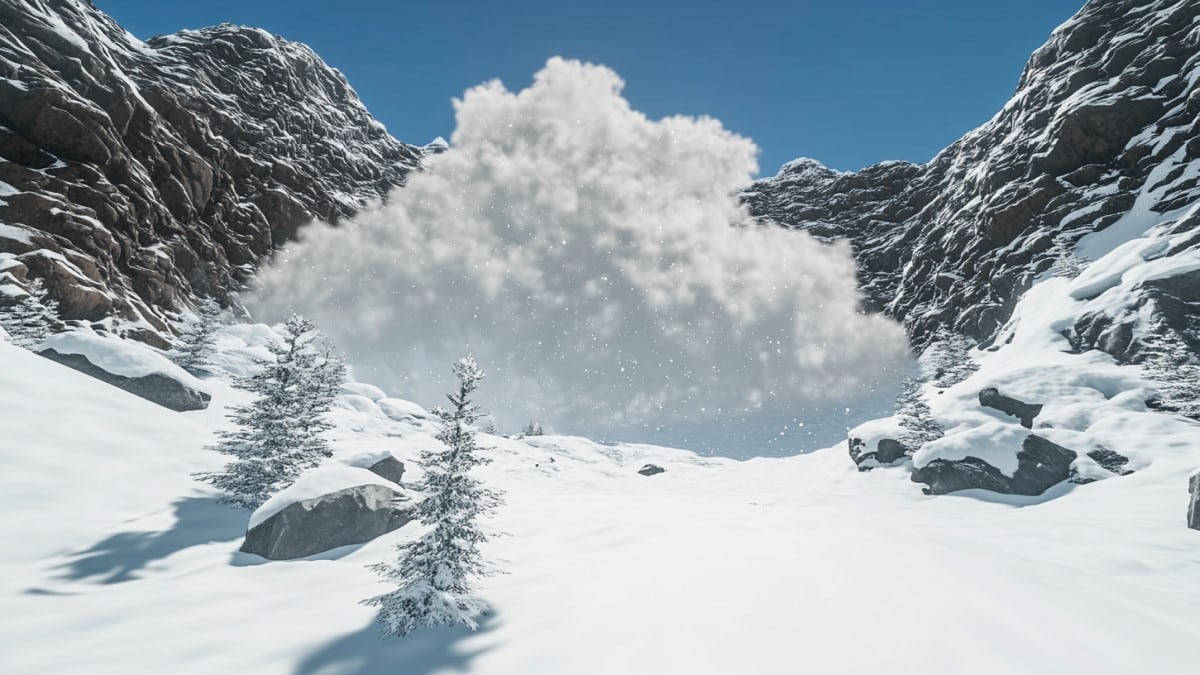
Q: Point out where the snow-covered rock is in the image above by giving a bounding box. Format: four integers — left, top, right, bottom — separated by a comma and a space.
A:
39, 330, 210, 411
913, 433, 1077, 496
243, 466, 411, 560
846, 416, 909, 470
1188, 471, 1200, 531
978, 388, 1043, 429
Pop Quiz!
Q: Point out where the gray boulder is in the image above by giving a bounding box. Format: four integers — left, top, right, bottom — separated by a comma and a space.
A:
39, 348, 210, 411
911, 434, 1077, 496
638, 464, 665, 476
848, 436, 909, 471
1188, 472, 1200, 531
978, 388, 1043, 428
366, 456, 405, 484
241, 484, 411, 560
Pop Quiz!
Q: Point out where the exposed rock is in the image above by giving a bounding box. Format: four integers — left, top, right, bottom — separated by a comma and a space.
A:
0, 0, 422, 338
637, 464, 665, 476
1188, 472, 1200, 531
241, 484, 411, 560
743, 0, 1200, 358
911, 434, 1077, 496
847, 436, 909, 471
366, 456, 405, 484
978, 388, 1043, 429
39, 348, 210, 411
1086, 447, 1133, 475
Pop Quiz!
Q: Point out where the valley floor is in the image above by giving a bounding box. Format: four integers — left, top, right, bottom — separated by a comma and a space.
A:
2, 338, 1199, 675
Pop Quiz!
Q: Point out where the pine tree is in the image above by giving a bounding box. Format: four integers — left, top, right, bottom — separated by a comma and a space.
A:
521, 421, 544, 436
172, 297, 223, 374
920, 329, 978, 389
364, 355, 503, 637
1142, 330, 1200, 420
1, 278, 58, 348
196, 314, 347, 509
895, 376, 943, 450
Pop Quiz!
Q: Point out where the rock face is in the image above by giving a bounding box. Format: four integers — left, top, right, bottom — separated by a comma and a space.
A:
1188, 472, 1200, 531
0, 0, 422, 337
241, 484, 411, 560
637, 464, 665, 476
39, 348, 210, 411
978, 388, 1043, 429
911, 435, 1077, 496
743, 0, 1200, 385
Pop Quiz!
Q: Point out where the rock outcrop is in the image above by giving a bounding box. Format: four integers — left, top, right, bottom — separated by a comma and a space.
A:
1188, 471, 1200, 531
241, 484, 411, 560
40, 348, 210, 411
0, 0, 422, 339
743, 0, 1200, 387
911, 434, 1077, 496
637, 464, 665, 476
978, 388, 1043, 429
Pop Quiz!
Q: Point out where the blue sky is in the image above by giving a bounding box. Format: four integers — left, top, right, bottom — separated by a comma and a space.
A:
96, 0, 1083, 175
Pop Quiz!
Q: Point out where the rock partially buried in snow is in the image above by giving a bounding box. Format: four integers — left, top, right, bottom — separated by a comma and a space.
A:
38, 332, 210, 411
1188, 472, 1200, 532
366, 456, 405, 484
638, 464, 665, 476
978, 388, 1043, 429
847, 417, 911, 471
911, 434, 1077, 496
242, 483, 412, 561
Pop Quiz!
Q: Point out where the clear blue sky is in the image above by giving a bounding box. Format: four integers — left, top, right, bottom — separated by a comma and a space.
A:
95, 0, 1083, 175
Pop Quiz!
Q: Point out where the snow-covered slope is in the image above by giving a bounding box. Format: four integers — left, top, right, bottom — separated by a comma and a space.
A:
4, 333, 1200, 674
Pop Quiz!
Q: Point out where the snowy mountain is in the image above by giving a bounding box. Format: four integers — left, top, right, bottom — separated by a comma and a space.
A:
0, 0, 422, 343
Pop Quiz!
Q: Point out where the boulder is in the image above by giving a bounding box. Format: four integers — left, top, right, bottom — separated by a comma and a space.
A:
637, 464, 665, 476
1086, 447, 1133, 475
39, 348, 210, 411
366, 456, 405, 484
1188, 472, 1200, 531
848, 436, 909, 470
978, 388, 1043, 428
241, 484, 411, 560
911, 434, 1077, 496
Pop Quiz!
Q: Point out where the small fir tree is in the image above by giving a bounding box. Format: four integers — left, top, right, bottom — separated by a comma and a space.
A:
196, 314, 346, 509
364, 355, 503, 637
1, 278, 58, 348
173, 297, 223, 373
920, 329, 978, 389
895, 376, 943, 450
521, 421, 544, 436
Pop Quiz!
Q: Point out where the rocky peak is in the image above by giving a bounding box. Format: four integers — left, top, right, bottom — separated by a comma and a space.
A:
0, 0, 422, 343
744, 0, 1200, 352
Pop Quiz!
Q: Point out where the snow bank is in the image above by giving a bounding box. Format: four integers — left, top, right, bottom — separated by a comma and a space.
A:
248, 465, 403, 530
341, 381, 387, 401
40, 330, 206, 391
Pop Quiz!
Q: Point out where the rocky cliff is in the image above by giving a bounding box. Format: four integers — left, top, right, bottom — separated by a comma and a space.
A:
744, 0, 1200, 366
0, 0, 422, 343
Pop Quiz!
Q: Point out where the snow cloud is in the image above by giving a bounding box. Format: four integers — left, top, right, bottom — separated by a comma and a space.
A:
252, 57, 909, 441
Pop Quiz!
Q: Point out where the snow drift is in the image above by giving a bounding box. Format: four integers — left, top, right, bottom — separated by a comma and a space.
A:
253, 58, 908, 439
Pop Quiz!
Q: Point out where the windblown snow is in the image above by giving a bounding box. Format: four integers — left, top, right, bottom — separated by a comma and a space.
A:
252, 58, 910, 443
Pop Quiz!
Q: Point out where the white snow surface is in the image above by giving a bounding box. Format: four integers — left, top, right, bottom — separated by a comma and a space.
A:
248, 466, 403, 530
39, 329, 207, 391
3, 330, 1200, 674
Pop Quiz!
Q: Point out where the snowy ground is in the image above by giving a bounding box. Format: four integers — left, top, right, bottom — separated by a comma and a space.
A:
2, 324, 1199, 675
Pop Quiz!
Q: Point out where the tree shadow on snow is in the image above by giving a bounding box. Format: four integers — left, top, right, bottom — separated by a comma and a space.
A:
56, 496, 246, 584
294, 613, 499, 675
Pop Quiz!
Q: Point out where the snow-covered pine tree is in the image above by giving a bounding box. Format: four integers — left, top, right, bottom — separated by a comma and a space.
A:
196, 314, 346, 509
1142, 330, 1200, 420
894, 375, 943, 450
364, 355, 503, 637
521, 421, 544, 436
172, 297, 223, 373
920, 329, 978, 389
0, 278, 58, 348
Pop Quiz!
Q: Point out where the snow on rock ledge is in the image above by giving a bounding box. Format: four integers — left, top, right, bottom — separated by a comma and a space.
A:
38, 330, 210, 411
847, 416, 909, 471
242, 466, 411, 561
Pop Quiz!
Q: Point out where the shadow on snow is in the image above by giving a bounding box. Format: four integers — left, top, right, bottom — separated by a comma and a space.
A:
54, 496, 246, 584
295, 612, 499, 675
